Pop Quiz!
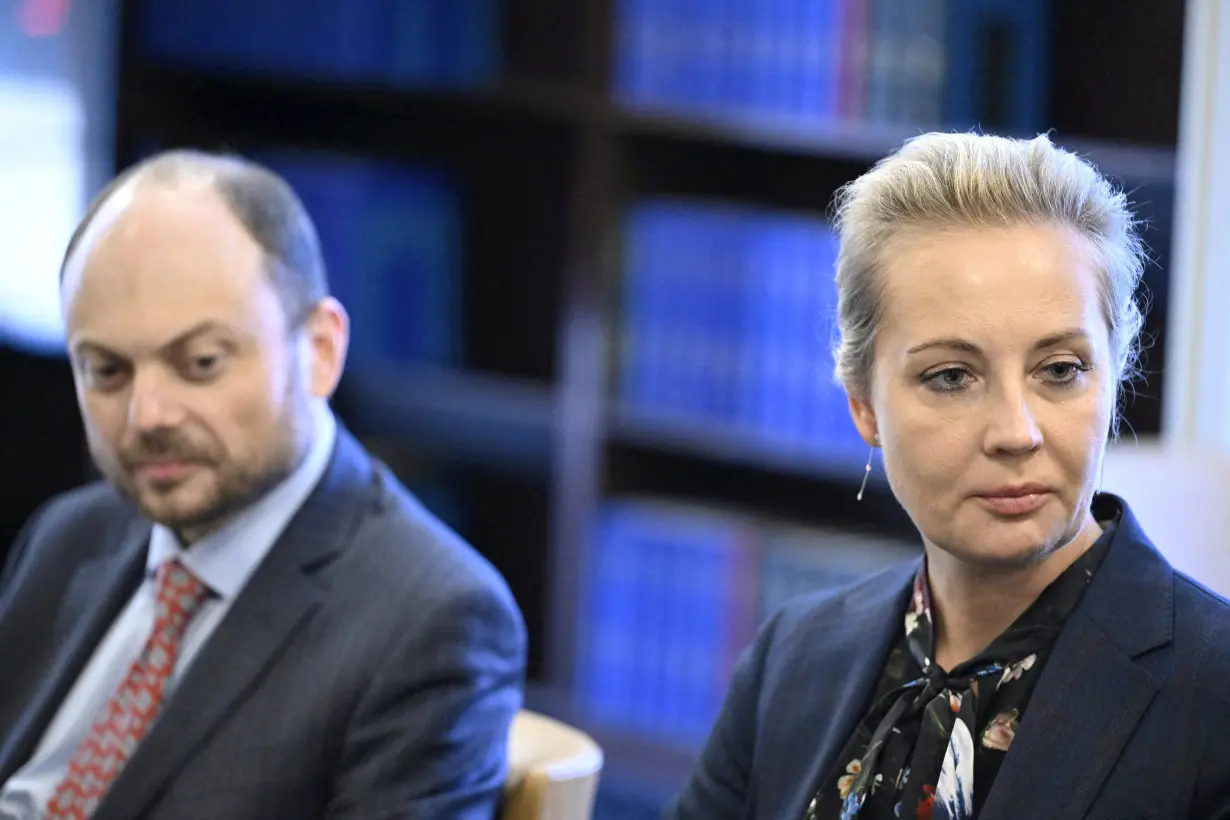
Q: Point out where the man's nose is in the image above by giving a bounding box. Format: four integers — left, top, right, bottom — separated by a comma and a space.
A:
127, 371, 186, 433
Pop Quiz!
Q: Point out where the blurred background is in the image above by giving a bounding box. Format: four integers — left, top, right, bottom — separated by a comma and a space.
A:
1, 0, 1226, 815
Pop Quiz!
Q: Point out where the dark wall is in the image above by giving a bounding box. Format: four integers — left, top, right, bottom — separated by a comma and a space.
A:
0, 347, 86, 558
1049, 0, 1187, 146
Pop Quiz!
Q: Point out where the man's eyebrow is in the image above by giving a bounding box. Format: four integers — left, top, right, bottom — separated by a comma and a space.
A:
71, 320, 235, 359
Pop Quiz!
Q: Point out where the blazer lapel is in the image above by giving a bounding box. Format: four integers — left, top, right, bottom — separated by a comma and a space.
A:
92, 430, 376, 820
981, 499, 1171, 820
0, 519, 149, 783
760, 561, 918, 817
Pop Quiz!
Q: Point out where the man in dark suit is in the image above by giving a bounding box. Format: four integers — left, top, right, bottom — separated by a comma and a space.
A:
0, 149, 527, 819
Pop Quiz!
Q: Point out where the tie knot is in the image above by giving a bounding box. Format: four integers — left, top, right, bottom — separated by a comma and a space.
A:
154, 560, 210, 631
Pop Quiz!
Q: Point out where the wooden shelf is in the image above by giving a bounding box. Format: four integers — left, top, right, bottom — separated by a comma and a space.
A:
609, 406, 881, 491
615, 103, 1178, 186
336, 365, 556, 479
124, 63, 1176, 189
129, 62, 597, 124
121, 64, 588, 162
605, 408, 918, 538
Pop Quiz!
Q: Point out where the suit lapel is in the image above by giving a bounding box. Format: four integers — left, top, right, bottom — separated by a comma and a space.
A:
760, 561, 918, 817
981, 498, 1171, 819
92, 429, 377, 820
978, 613, 1159, 819
0, 519, 149, 783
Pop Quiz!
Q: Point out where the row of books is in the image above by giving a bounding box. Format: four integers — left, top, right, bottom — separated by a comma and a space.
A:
619, 199, 865, 457
614, 0, 1049, 133
252, 148, 466, 368
574, 497, 918, 748
136, 0, 1047, 134
136, 0, 500, 88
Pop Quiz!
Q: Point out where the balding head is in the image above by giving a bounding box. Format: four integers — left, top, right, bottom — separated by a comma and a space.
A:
62, 149, 348, 543
62, 149, 329, 326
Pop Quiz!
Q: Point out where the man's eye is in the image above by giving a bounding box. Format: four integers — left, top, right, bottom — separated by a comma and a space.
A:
87, 362, 124, 382
186, 353, 226, 379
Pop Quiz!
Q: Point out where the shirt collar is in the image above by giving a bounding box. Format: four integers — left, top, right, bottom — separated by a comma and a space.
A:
146, 403, 338, 598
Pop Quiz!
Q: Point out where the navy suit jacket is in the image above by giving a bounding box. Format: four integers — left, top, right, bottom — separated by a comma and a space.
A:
0, 428, 527, 819
664, 496, 1230, 819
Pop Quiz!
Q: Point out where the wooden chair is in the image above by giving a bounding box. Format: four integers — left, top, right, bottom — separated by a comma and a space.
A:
503, 710, 604, 820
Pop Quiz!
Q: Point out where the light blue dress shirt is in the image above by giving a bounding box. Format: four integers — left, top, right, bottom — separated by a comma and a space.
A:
0, 406, 337, 820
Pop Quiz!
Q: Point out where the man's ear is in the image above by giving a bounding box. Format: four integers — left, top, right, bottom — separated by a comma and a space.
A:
303, 297, 349, 399
848, 393, 879, 446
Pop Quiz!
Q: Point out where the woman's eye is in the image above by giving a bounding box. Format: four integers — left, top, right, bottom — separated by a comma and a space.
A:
1041, 361, 1087, 386
924, 367, 971, 393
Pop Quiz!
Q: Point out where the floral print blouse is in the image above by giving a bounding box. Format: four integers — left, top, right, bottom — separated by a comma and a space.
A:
807, 517, 1117, 820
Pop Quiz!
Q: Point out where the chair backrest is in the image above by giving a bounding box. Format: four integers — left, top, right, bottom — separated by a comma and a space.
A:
1103, 440, 1230, 597
503, 709, 604, 820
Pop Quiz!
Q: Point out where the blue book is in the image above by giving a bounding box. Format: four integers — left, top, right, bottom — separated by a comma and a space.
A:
359, 173, 464, 365
613, 0, 653, 103
721, 0, 757, 111
575, 504, 635, 726
710, 209, 744, 424
686, 515, 725, 743
249, 153, 372, 341
767, 0, 797, 116
659, 522, 690, 739
446, 0, 503, 86
253, 150, 464, 368
733, 214, 762, 430
864, 0, 903, 123
137, 0, 501, 89
621, 200, 873, 473
618, 207, 652, 411
945, 0, 1049, 132
784, 216, 815, 443
804, 225, 844, 451
694, 208, 725, 420
385, 0, 443, 84
633, 504, 658, 729
671, 0, 701, 108
642, 0, 672, 106
621, 202, 678, 415
670, 208, 703, 419
692, 0, 726, 109
747, 0, 779, 114
807, 0, 846, 120
755, 218, 795, 442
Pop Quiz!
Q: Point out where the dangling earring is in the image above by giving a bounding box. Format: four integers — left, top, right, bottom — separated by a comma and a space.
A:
856, 434, 879, 501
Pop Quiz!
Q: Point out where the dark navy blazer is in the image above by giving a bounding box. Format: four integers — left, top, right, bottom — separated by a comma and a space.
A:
664, 496, 1230, 819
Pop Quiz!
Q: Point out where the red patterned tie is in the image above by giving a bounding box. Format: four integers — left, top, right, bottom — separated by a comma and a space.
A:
45, 560, 209, 819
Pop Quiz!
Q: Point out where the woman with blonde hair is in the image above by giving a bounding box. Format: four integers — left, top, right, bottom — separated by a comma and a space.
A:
663, 132, 1230, 819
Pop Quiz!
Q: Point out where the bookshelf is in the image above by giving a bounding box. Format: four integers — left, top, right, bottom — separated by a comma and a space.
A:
111, 0, 1187, 813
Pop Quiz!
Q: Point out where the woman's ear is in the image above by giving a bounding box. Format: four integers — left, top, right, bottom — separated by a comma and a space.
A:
847, 393, 879, 447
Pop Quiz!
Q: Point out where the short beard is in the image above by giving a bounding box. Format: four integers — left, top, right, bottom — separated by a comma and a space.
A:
163, 434, 300, 541
92, 383, 315, 543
